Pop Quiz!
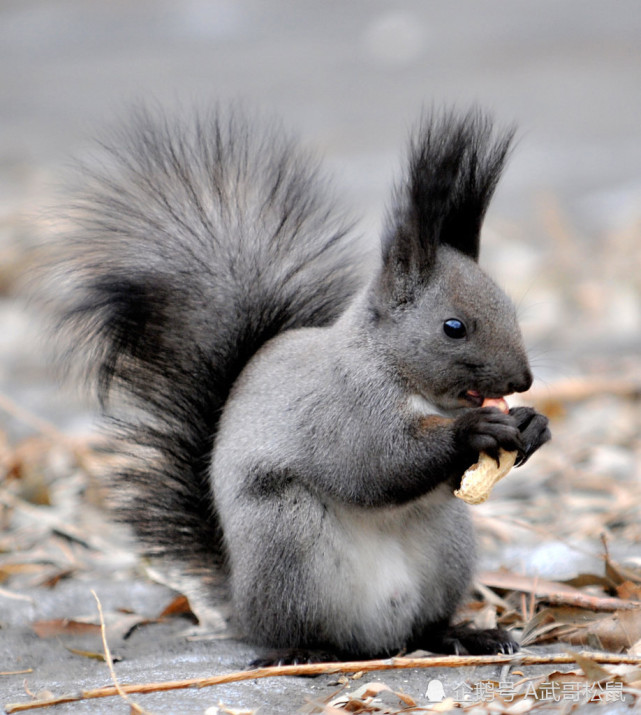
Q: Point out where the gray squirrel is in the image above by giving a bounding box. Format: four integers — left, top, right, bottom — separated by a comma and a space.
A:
46, 106, 550, 664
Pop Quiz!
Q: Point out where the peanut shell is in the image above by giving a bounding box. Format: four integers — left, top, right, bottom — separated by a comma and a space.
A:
454, 448, 517, 505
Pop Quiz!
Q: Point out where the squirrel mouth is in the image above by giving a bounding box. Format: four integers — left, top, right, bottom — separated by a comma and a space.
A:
463, 389, 484, 407
463, 390, 510, 412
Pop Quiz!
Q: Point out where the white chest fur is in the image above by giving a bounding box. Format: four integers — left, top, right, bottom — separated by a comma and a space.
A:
406, 392, 443, 417
317, 484, 470, 653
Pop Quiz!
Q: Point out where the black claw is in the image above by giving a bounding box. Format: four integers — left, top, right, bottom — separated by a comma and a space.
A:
249, 648, 338, 669
421, 624, 520, 656
509, 407, 551, 466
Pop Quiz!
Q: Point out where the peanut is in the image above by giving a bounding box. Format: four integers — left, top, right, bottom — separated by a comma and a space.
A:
454, 448, 517, 504
453, 397, 518, 505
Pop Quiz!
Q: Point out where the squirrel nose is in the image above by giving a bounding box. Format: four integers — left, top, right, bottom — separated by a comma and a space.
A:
508, 368, 533, 394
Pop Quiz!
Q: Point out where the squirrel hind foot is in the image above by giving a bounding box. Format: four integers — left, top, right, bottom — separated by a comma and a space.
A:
249, 647, 341, 669
417, 623, 519, 656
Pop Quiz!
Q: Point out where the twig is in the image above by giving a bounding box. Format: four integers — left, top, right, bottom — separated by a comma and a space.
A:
0, 586, 34, 604
479, 570, 641, 612
6, 651, 641, 713
542, 591, 640, 612
92, 590, 150, 715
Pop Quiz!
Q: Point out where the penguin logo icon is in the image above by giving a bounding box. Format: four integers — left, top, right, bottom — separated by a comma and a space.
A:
426, 679, 445, 702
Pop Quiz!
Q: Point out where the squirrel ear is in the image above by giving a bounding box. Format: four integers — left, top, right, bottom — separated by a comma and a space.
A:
378, 191, 437, 306
435, 111, 514, 260
380, 109, 514, 300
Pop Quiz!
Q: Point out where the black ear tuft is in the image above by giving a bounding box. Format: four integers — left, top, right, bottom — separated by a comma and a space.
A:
435, 110, 515, 259
382, 108, 515, 288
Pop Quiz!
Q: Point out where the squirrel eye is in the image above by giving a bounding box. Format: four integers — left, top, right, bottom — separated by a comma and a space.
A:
443, 318, 467, 339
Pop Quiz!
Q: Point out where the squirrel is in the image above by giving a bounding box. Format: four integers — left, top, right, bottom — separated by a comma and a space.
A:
44, 106, 550, 664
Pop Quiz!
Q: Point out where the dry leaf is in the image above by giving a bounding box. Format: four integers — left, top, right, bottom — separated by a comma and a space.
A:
65, 646, 121, 662
394, 691, 416, 706
350, 682, 392, 699
327, 681, 415, 713
572, 652, 613, 682
157, 593, 197, 621
39, 568, 75, 588
320, 707, 346, 715
32, 619, 101, 638
617, 581, 641, 601
520, 608, 585, 647
563, 572, 616, 591
603, 544, 641, 586
563, 609, 641, 651
427, 698, 457, 712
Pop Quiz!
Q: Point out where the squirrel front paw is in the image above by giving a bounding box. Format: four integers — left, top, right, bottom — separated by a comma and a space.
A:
452, 404, 551, 503
509, 406, 551, 465
454, 407, 523, 463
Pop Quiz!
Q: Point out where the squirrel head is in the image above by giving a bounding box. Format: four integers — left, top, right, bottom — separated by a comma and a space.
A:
368, 109, 532, 414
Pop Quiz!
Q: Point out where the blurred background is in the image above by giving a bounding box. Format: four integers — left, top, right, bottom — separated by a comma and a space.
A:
1, 0, 641, 430
1, 2, 641, 709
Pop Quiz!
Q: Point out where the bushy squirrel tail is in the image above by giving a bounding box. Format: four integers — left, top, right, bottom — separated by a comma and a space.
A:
46, 107, 361, 581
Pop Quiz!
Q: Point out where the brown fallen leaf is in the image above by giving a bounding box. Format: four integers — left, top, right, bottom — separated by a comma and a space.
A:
566, 609, 641, 652
112, 594, 200, 640
572, 651, 614, 682
520, 607, 595, 647
157, 593, 197, 621
522, 606, 641, 652
537, 610, 638, 652
563, 572, 617, 591
38, 569, 76, 589
394, 690, 416, 707
615, 665, 641, 687
327, 681, 417, 713
607, 560, 641, 588
0, 563, 50, 578
64, 646, 122, 663
543, 669, 585, 684
617, 581, 641, 601
32, 610, 147, 641
32, 619, 101, 638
